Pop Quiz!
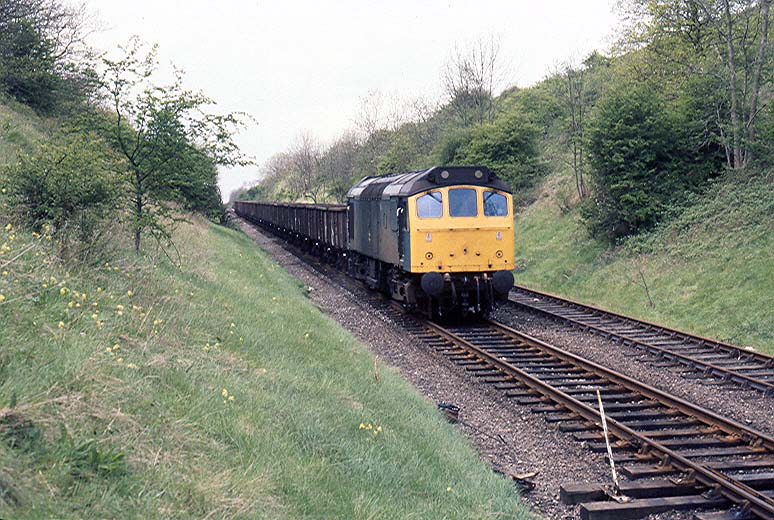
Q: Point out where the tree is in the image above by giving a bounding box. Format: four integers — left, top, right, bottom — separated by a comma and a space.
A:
286, 133, 324, 202
0, 0, 97, 113
99, 38, 249, 253
617, 0, 772, 168
584, 82, 717, 240
441, 36, 504, 127
319, 131, 359, 202
449, 112, 541, 192
553, 62, 590, 198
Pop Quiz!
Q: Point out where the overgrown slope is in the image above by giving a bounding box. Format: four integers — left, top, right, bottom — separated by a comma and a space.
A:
0, 207, 530, 518
513, 166, 773, 353
0, 97, 534, 519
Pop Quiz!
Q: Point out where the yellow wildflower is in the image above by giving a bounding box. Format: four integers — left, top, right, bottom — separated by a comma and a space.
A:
228, 395, 235, 402
116, 358, 123, 363
221, 388, 228, 398
96, 287, 102, 293
116, 304, 124, 311
1, 271, 7, 276
68, 301, 74, 308
42, 284, 48, 289
59, 287, 68, 296
58, 321, 65, 328
91, 313, 99, 320
127, 290, 134, 297
0, 294, 6, 303
127, 363, 138, 369
112, 344, 120, 351
4, 224, 10, 231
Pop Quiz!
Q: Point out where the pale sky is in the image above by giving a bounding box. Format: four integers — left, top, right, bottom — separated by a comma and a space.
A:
76, 1, 620, 199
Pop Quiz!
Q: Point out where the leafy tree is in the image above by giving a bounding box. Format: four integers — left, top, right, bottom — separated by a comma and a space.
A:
99, 38, 250, 253
618, 0, 771, 168
448, 112, 541, 192
584, 82, 718, 240
0, 0, 96, 114
319, 132, 359, 202
3, 132, 124, 258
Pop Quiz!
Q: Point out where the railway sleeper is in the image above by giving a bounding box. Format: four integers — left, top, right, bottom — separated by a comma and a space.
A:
574, 393, 648, 403
693, 509, 759, 520
575, 427, 716, 442
616, 418, 703, 431
519, 365, 584, 374
612, 446, 770, 463
561, 478, 707, 505
621, 457, 774, 478
579, 493, 729, 520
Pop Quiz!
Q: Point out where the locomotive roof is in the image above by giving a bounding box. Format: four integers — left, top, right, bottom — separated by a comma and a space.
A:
347, 166, 511, 201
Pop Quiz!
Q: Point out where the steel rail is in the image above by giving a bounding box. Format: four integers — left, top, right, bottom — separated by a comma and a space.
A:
422, 318, 774, 519
510, 285, 774, 394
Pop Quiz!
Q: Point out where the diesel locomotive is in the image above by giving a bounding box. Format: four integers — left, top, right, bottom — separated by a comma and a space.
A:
234, 166, 515, 317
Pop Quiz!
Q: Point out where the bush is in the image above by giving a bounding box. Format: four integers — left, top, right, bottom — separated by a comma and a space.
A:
584, 82, 720, 241
3, 132, 125, 259
449, 112, 542, 191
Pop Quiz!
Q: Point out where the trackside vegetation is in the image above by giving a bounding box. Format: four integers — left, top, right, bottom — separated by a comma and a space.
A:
0, 214, 531, 519
512, 166, 773, 353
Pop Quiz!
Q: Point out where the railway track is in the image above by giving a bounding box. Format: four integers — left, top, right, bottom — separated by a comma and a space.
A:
237, 216, 774, 519
510, 285, 774, 395
399, 315, 774, 520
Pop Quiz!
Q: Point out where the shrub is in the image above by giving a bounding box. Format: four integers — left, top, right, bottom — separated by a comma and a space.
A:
3, 132, 125, 259
584, 82, 720, 242
450, 112, 542, 191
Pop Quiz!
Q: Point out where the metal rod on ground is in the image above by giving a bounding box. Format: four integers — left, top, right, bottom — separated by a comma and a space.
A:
597, 389, 620, 491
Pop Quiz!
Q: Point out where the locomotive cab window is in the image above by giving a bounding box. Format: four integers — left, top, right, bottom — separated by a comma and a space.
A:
417, 192, 443, 218
483, 191, 508, 216
449, 188, 478, 217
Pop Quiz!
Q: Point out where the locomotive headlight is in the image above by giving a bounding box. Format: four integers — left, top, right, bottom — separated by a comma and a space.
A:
474, 169, 484, 179
426, 233, 432, 242
441, 170, 450, 179
496, 231, 502, 240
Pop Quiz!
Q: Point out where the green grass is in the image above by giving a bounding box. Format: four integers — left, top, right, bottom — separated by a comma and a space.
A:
0, 212, 531, 519
0, 97, 50, 164
514, 167, 773, 353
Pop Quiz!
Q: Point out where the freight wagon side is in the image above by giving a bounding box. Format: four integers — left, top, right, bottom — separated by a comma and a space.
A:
234, 201, 348, 261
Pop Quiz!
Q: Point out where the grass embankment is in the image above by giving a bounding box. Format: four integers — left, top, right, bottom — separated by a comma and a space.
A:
513, 167, 773, 353
0, 211, 530, 519
0, 98, 48, 164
